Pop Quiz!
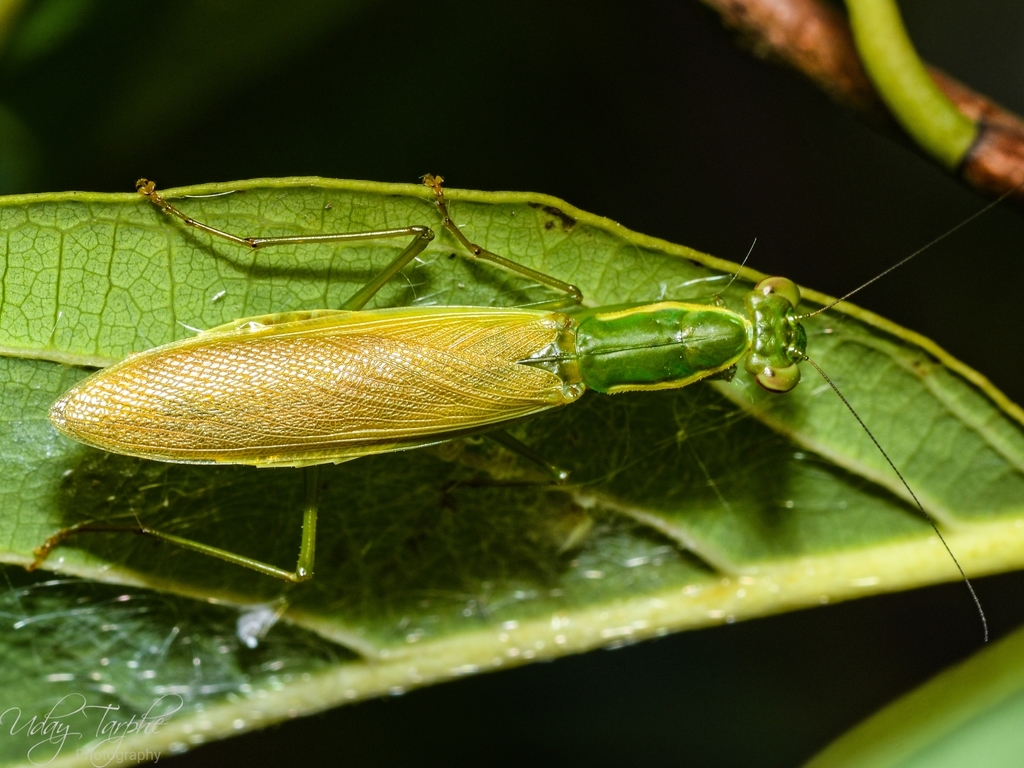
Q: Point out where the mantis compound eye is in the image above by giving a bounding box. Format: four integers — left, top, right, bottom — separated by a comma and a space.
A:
754, 276, 801, 309
754, 362, 801, 393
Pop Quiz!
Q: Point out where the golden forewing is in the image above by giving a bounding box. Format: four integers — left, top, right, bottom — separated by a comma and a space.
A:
50, 307, 581, 466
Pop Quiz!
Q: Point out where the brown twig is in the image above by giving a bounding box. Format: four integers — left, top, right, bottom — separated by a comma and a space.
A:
698, 0, 1024, 204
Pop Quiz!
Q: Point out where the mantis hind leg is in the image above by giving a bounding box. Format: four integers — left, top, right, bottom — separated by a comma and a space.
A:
136, 179, 435, 312
30, 467, 322, 583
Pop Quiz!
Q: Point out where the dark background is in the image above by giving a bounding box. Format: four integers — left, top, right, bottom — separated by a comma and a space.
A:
3, 0, 1024, 765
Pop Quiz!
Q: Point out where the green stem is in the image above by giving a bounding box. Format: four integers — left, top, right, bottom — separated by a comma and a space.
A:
845, 0, 977, 169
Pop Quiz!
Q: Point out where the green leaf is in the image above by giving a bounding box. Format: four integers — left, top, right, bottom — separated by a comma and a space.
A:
2, 178, 1023, 764
805, 622, 1024, 768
